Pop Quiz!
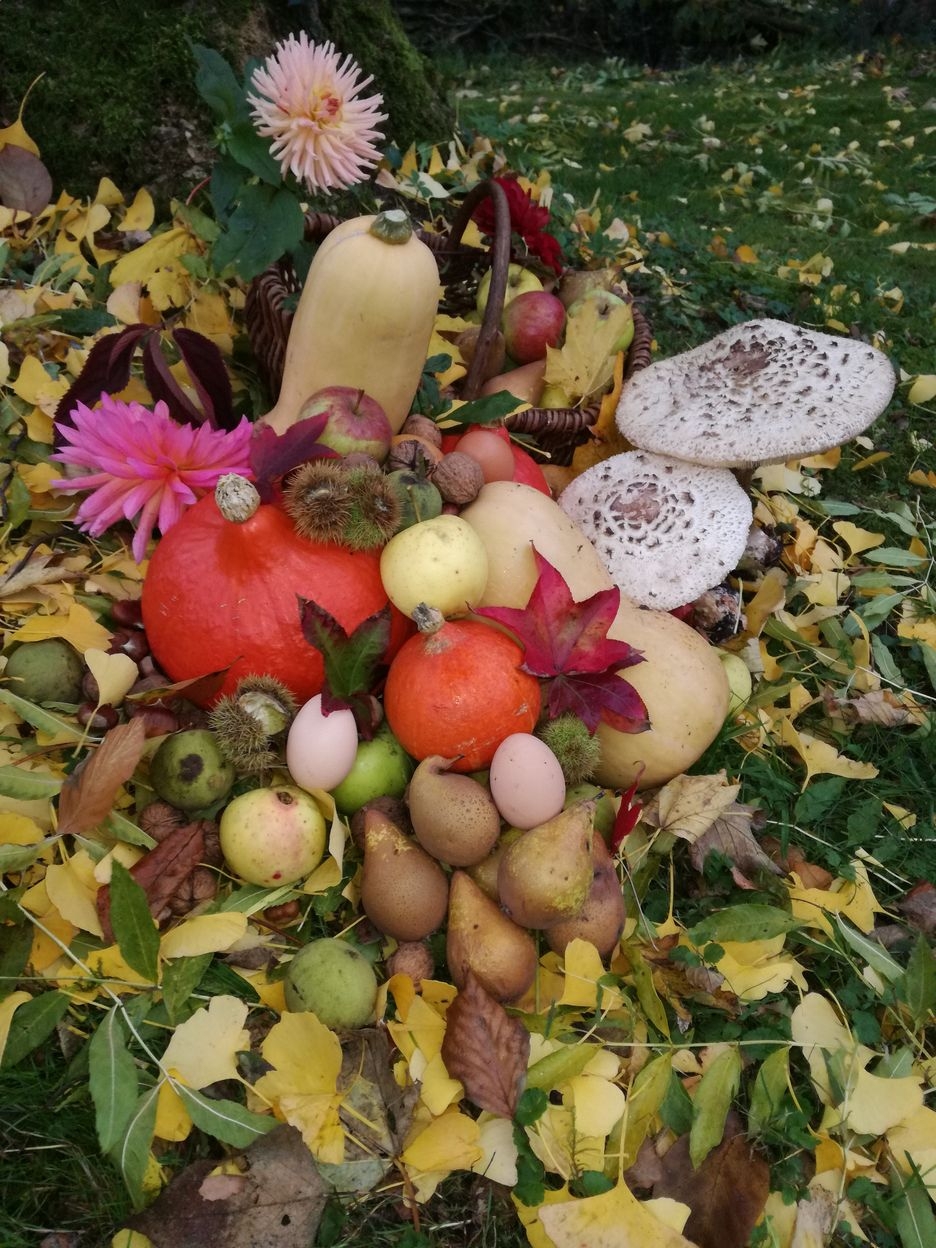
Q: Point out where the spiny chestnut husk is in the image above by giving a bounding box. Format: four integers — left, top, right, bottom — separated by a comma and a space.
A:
283, 461, 400, 550
209, 675, 298, 772
538, 713, 602, 786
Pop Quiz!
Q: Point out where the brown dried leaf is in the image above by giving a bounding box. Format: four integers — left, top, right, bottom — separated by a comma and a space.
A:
56, 718, 147, 836
97, 820, 206, 940
652, 1120, 770, 1248
689, 802, 783, 882
642, 772, 741, 845
0, 143, 53, 214
824, 686, 921, 727
127, 1124, 327, 1248
440, 971, 530, 1118
896, 881, 936, 935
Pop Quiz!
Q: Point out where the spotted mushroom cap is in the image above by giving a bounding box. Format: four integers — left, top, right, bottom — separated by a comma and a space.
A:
615, 318, 896, 469
557, 451, 753, 611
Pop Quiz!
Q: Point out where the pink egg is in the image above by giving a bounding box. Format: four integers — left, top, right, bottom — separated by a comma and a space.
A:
286, 694, 359, 792
489, 733, 566, 829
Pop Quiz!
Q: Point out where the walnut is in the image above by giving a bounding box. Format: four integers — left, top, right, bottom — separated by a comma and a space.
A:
140, 801, 186, 842
430, 451, 485, 505
386, 436, 442, 474
400, 413, 443, 447
387, 940, 435, 983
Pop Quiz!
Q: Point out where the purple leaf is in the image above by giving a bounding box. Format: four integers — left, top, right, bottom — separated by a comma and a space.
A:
141, 332, 206, 425
249, 416, 338, 502
54, 324, 151, 434
172, 327, 235, 430
548, 671, 649, 734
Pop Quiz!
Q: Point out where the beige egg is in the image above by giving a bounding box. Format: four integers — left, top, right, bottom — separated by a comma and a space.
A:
286, 694, 359, 792
488, 733, 567, 830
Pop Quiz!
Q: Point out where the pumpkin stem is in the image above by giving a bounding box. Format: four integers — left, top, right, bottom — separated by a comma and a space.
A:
412, 602, 446, 635
369, 208, 413, 246
215, 474, 261, 523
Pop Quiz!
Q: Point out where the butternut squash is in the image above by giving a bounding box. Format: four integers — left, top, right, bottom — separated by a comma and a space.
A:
262, 209, 440, 435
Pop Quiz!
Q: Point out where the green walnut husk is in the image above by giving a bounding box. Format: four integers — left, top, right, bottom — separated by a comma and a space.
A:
3, 639, 86, 705
149, 728, 236, 812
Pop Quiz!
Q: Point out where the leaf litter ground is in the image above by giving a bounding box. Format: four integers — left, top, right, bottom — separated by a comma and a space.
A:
2, 43, 936, 1248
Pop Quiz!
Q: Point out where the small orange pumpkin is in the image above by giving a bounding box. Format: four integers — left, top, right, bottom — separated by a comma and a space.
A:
383, 608, 541, 772
141, 477, 410, 707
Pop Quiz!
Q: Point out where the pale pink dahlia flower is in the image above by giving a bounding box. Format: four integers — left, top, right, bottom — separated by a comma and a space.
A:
247, 34, 387, 193
51, 395, 254, 562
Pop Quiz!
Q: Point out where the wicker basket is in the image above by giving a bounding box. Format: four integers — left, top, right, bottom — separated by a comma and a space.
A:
245, 180, 652, 465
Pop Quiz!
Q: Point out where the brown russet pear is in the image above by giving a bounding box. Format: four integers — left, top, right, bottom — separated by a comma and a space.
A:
467, 826, 524, 900
407, 755, 502, 867
446, 870, 538, 1003
497, 798, 596, 929
546, 833, 626, 959
360, 807, 449, 942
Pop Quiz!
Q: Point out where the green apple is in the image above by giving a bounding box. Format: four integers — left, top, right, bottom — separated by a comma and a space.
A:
219, 785, 327, 886
329, 726, 414, 814
718, 651, 753, 714
539, 383, 574, 409
476, 263, 543, 315
564, 783, 617, 844
567, 289, 635, 355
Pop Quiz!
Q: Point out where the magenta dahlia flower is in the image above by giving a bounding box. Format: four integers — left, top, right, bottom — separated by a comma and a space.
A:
247, 34, 387, 193
51, 395, 254, 562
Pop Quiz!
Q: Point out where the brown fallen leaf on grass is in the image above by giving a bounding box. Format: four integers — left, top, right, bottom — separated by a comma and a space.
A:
126, 1124, 328, 1248
652, 1114, 770, 1248
896, 880, 936, 935
96, 819, 209, 940
688, 802, 783, 888
56, 717, 147, 837
440, 971, 530, 1117
761, 835, 834, 891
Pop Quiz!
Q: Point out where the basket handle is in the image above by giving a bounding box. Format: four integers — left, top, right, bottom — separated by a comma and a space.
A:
444, 180, 512, 400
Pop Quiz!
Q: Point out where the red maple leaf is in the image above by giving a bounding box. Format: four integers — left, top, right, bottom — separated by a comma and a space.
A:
475, 550, 649, 734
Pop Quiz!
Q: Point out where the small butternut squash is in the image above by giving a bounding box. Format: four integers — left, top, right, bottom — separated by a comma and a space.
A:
263, 209, 440, 435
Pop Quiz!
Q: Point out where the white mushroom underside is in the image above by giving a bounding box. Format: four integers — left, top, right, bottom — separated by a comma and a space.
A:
557, 451, 753, 610
615, 318, 897, 468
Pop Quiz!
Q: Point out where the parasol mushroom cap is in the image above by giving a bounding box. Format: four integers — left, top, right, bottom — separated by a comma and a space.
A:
557, 450, 753, 611
614, 318, 896, 469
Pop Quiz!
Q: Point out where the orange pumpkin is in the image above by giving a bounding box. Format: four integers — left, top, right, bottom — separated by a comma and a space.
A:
141, 479, 410, 707
383, 614, 541, 772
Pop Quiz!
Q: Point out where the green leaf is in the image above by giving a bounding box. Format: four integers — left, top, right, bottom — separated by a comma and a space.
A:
920, 643, 936, 696
514, 1086, 549, 1127
688, 904, 800, 946
899, 935, 936, 1028
689, 1046, 741, 1168
299, 601, 392, 706
864, 547, 928, 569
0, 841, 46, 872
1, 989, 70, 1068
108, 860, 160, 983
54, 308, 117, 335
627, 943, 670, 1037
192, 44, 248, 124
659, 1068, 694, 1136
0, 764, 62, 800
872, 635, 906, 687
89, 1007, 140, 1153
105, 810, 157, 850
526, 1043, 601, 1091
176, 1084, 276, 1148
211, 183, 304, 281
161, 953, 212, 1026
856, 592, 905, 630
748, 1047, 790, 1137
621, 1053, 672, 1168
110, 1083, 159, 1210
835, 915, 904, 984
225, 119, 283, 184
0, 922, 33, 1000
891, 1163, 936, 1248
452, 392, 530, 427
0, 688, 84, 739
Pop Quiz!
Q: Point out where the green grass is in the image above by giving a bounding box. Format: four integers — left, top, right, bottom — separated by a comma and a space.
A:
443, 46, 936, 510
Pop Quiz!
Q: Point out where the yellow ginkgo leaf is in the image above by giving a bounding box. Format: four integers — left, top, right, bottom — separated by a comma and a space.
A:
0, 76, 42, 155
44, 854, 104, 937
0, 991, 33, 1064
8, 601, 112, 654
544, 297, 634, 402
538, 1179, 696, 1248
559, 938, 623, 1010
119, 188, 155, 233
154, 1079, 193, 1142
848, 1068, 923, 1135
832, 521, 886, 558
778, 719, 879, 788
84, 648, 140, 709
109, 227, 192, 289
887, 1104, 936, 1191
563, 1074, 626, 1138
907, 373, 936, 405
161, 995, 249, 1090
159, 912, 248, 959
401, 1109, 482, 1174
256, 1011, 344, 1162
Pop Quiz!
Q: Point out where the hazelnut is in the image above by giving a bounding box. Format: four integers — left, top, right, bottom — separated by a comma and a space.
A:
430, 451, 485, 505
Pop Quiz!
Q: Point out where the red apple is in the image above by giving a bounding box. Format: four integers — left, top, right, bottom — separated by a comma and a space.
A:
296, 386, 394, 461
501, 291, 566, 364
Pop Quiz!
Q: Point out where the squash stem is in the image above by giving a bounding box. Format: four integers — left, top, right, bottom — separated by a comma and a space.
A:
369, 208, 413, 246
215, 474, 261, 523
